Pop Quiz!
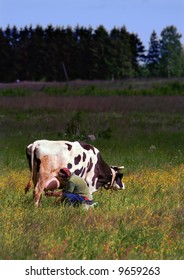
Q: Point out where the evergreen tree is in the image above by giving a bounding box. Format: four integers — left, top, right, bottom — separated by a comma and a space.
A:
44, 24, 58, 81
0, 28, 12, 81
18, 25, 34, 80
160, 25, 183, 77
3, 26, 15, 81
11, 26, 20, 80
2, 24, 183, 81
109, 27, 133, 78
30, 25, 46, 80
90, 25, 110, 79
130, 33, 146, 76
146, 30, 160, 76
61, 26, 78, 80
74, 26, 93, 79
53, 26, 67, 81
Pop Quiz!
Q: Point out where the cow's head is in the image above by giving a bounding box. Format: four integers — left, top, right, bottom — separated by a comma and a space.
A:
105, 166, 125, 190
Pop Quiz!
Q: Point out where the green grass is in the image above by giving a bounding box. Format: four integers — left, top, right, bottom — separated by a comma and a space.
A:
0, 79, 184, 96
0, 164, 183, 259
0, 88, 183, 260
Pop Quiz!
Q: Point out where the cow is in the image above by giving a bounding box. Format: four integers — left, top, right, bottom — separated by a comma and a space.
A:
25, 140, 125, 206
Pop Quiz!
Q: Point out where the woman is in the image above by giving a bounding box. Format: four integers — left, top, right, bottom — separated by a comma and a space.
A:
44, 168, 94, 207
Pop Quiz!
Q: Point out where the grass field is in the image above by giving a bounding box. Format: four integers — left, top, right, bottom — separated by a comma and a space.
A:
0, 80, 183, 260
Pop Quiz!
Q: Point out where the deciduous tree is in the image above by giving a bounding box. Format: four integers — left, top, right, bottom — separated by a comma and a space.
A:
160, 25, 183, 78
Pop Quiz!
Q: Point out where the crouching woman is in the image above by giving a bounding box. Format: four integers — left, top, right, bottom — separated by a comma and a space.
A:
44, 168, 94, 207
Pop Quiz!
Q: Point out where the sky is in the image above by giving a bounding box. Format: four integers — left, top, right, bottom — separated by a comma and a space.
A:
0, 0, 183, 49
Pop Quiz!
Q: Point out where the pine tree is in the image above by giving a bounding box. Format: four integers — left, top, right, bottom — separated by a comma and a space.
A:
0, 28, 12, 81
109, 27, 133, 79
146, 30, 160, 76
90, 25, 110, 79
130, 33, 146, 76
18, 26, 32, 80
74, 26, 93, 79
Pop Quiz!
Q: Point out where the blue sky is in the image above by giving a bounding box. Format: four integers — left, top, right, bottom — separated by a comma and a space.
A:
0, 0, 183, 49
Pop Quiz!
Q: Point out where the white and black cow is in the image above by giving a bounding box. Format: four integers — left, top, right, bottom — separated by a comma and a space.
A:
25, 140, 125, 206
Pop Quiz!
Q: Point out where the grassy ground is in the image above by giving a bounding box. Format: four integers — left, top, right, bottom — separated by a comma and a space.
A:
0, 81, 183, 260
0, 78, 184, 97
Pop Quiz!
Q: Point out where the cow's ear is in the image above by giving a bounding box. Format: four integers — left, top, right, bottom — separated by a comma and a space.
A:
118, 166, 124, 174
111, 166, 124, 173
118, 165, 124, 170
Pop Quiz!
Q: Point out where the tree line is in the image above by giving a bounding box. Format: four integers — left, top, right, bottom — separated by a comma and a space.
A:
0, 24, 183, 82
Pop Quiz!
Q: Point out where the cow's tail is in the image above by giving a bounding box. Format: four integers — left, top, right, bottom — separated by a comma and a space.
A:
25, 142, 36, 194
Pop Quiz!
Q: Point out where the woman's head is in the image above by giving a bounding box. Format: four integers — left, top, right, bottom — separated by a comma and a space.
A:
58, 168, 71, 179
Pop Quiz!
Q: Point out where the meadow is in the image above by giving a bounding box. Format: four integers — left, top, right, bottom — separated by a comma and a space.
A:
0, 80, 183, 260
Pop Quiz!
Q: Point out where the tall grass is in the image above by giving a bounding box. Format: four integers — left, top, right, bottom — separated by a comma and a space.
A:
0, 164, 183, 259
0, 79, 184, 96
0, 88, 183, 259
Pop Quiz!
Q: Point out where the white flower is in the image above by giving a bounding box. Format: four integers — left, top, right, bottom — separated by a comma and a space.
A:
149, 145, 156, 151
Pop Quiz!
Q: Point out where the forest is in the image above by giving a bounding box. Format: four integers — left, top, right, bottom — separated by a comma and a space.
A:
0, 24, 184, 82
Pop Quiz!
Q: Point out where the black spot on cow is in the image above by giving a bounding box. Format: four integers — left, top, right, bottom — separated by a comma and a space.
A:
74, 167, 83, 176
81, 167, 86, 177
34, 151, 41, 173
26, 148, 31, 170
83, 152, 86, 162
74, 154, 81, 165
65, 143, 72, 151
79, 142, 96, 155
67, 163, 72, 169
92, 152, 111, 189
87, 157, 93, 173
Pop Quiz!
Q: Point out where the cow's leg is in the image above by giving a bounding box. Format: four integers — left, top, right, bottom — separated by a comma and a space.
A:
33, 191, 41, 206
25, 158, 37, 194
33, 171, 47, 206
33, 180, 44, 206
32, 157, 44, 206
25, 179, 32, 193
33, 170, 56, 206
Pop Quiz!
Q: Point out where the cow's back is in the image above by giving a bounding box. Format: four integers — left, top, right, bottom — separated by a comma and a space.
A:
30, 140, 99, 179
